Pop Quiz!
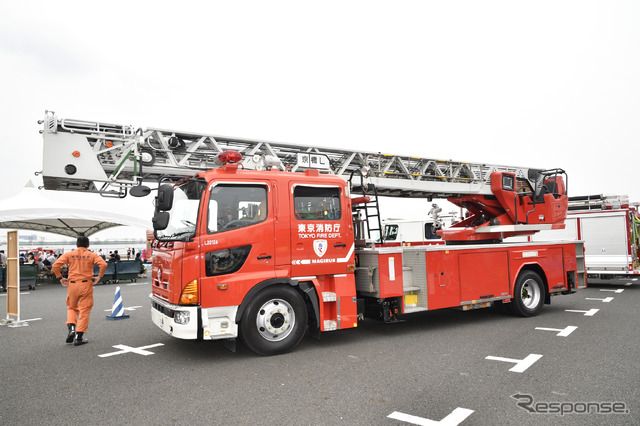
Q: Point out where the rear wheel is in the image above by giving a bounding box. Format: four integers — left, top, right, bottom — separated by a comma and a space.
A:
509, 271, 545, 317
240, 285, 308, 356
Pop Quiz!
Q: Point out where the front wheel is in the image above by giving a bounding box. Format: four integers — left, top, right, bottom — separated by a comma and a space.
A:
509, 271, 545, 317
240, 285, 308, 356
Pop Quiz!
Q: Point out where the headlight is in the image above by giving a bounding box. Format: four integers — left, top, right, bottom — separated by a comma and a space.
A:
174, 311, 190, 325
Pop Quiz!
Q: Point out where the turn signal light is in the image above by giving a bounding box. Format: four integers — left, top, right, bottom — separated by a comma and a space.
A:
179, 279, 199, 305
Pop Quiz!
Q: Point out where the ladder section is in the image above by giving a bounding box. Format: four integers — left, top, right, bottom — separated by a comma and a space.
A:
41, 111, 538, 198
568, 194, 631, 211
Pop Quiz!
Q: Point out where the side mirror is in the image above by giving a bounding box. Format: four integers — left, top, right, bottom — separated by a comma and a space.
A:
130, 185, 152, 197
155, 184, 174, 211
152, 211, 170, 230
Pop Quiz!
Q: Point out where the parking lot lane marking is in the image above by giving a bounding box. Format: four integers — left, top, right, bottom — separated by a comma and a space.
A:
388, 408, 474, 426
585, 297, 614, 303
485, 354, 543, 373
566, 308, 599, 316
0, 292, 30, 297
535, 326, 577, 337
98, 343, 164, 358
103, 305, 143, 312
600, 289, 624, 293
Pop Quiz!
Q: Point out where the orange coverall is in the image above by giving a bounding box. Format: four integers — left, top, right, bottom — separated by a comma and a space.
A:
53, 247, 107, 333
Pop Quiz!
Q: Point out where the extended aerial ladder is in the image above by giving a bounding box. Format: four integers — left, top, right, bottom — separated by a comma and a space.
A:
38, 111, 569, 243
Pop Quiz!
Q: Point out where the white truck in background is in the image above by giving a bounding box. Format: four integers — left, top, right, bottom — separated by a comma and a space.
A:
508, 195, 640, 283
379, 204, 459, 247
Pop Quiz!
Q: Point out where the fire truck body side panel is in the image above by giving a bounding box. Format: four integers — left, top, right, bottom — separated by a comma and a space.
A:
425, 249, 461, 309
458, 251, 510, 302
366, 241, 581, 313
354, 249, 404, 298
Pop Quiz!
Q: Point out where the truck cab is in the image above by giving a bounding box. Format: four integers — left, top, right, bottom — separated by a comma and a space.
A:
150, 160, 358, 355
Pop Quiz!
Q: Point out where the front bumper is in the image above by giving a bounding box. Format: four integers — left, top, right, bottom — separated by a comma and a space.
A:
149, 294, 239, 341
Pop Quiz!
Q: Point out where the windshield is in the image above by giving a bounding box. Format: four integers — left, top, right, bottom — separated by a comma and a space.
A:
156, 180, 206, 241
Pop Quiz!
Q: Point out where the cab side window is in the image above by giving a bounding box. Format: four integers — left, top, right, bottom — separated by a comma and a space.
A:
208, 185, 268, 233
384, 224, 399, 241
425, 223, 441, 240
294, 186, 341, 220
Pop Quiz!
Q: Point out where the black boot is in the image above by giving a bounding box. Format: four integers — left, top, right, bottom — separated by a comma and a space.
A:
66, 324, 76, 344
74, 331, 88, 346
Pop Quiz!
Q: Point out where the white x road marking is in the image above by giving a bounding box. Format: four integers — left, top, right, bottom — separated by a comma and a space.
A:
535, 325, 578, 337
104, 305, 143, 312
485, 354, 543, 373
388, 408, 474, 426
0, 292, 30, 296
585, 297, 614, 303
566, 308, 599, 316
98, 343, 164, 358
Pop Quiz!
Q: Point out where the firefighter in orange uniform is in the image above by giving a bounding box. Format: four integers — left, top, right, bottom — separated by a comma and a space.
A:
52, 236, 107, 346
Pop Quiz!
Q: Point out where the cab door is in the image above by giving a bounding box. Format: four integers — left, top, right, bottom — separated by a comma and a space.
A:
289, 183, 354, 277
198, 182, 275, 308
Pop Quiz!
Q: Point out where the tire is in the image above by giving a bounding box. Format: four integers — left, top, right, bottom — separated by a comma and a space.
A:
509, 270, 545, 317
240, 285, 308, 356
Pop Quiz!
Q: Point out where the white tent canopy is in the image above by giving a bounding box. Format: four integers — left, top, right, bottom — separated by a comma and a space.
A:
0, 182, 151, 238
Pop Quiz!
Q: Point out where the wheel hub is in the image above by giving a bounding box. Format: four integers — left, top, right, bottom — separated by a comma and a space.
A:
521, 279, 541, 309
255, 299, 295, 341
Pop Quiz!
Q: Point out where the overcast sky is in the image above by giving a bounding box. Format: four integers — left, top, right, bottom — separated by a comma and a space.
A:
1, 1, 639, 240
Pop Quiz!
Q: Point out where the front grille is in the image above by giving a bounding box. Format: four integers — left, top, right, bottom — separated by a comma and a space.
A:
152, 300, 175, 318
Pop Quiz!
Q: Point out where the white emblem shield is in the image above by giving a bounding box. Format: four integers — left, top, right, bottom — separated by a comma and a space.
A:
313, 239, 328, 257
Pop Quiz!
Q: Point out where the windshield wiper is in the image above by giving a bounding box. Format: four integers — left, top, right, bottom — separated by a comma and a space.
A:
161, 231, 195, 241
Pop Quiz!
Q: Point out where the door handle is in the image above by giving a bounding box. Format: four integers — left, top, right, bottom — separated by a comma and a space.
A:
257, 255, 272, 260
334, 243, 346, 248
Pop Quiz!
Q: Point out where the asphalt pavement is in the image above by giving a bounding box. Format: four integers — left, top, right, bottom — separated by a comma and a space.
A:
1, 277, 638, 425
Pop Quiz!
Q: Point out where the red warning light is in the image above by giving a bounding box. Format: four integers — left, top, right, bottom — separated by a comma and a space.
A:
72, 151, 80, 158
218, 150, 243, 164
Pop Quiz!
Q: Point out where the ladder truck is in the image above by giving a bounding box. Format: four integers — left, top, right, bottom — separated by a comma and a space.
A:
38, 111, 586, 355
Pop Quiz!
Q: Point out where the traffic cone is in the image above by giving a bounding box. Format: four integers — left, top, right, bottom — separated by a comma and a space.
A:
106, 286, 130, 320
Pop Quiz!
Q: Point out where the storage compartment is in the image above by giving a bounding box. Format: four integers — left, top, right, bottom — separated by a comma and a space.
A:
355, 248, 403, 297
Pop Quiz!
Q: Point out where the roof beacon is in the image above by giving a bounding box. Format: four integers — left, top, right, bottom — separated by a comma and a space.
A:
218, 150, 242, 165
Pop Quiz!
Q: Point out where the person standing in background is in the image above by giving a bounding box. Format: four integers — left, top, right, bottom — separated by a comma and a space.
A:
52, 236, 107, 346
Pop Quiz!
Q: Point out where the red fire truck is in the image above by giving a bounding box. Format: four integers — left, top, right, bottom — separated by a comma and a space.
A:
39, 112, 586, 355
